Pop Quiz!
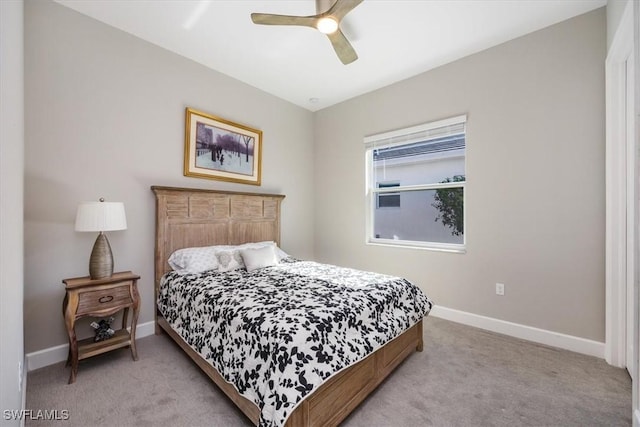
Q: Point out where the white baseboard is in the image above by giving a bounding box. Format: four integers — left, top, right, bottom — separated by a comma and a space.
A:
634, 409, 640, 427
429, 305, 605, 359
26, 321, 155, 372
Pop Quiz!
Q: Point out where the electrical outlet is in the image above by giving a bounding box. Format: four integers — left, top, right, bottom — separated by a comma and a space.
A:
496, 283, 505, 296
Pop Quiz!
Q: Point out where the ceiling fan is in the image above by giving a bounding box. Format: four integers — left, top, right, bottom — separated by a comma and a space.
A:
251, 0, 363, 65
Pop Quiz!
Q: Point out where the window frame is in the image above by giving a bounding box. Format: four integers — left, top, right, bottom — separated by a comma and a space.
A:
364, 115, 467, 253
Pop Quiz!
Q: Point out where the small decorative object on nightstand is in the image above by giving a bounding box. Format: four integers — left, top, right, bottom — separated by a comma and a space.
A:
62, 271, 140, 384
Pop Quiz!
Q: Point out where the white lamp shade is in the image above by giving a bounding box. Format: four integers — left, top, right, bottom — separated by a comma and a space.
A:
75, 201, 127, 232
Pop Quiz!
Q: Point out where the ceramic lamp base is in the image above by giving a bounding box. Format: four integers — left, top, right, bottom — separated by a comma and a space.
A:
89, 232, 114, 280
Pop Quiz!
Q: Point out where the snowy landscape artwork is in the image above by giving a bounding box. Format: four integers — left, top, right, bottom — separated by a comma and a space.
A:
184, 108, 262, 185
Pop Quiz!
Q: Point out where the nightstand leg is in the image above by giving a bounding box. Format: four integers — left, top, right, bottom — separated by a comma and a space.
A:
129, 285, 140, 361
68, 359, 78, 384
130, 340, 139, 361
63, 292, 79, 384
62, 294, 71, 367
67, 327, 79, 384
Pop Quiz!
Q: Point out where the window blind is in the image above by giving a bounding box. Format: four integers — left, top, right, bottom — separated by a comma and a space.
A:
364, 115, 467, 150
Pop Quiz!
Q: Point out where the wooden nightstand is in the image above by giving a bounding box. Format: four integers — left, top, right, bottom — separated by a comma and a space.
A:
62, 271, 140, 384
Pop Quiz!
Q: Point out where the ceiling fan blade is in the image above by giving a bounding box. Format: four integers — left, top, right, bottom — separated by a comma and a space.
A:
326, 0, 364, 21
327, 29, 357, 64
251, 13, 317, 28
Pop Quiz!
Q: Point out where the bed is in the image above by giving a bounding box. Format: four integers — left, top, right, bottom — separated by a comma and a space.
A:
152, 186, 432, 427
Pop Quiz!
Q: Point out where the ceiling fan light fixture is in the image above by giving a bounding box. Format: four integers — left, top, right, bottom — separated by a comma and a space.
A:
251, 0, 362, 64
316, 17, 338, 34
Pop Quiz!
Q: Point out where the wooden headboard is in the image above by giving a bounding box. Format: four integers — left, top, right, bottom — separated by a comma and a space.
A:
151, 186, 285, 289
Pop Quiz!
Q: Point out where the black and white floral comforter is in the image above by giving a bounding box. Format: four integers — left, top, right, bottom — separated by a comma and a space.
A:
158, 259, 433, 427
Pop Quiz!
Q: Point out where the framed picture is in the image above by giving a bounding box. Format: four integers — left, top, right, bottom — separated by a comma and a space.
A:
184, 107, 262, 185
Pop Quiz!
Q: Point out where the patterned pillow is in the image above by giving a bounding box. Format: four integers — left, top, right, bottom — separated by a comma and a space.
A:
215, 249, 245, 272
240, 245, 279, 272
168, 246, 218, 274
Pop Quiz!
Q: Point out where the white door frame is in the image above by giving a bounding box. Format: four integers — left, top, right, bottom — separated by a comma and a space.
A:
634, 4, 640, 425
605, 1, 639, 425
605, 0, 633, 368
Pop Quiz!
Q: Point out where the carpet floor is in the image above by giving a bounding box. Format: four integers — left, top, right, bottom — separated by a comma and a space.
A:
26, 317, 631, 426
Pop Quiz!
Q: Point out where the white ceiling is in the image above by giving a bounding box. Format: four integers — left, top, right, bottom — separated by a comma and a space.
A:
55, 0, 606, 112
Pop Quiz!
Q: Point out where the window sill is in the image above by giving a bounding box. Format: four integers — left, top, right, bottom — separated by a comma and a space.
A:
366, 239, 466, 254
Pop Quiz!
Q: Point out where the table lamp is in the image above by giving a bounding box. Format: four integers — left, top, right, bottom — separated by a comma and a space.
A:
75, 198, 127, 280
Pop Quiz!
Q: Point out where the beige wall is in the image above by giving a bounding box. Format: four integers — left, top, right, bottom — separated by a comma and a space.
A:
24, 0, 315, 353
313, 9, 606, 341
1, 0, 25, 419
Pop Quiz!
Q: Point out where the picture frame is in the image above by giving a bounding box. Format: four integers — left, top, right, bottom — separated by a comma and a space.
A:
184, 107, 262, 186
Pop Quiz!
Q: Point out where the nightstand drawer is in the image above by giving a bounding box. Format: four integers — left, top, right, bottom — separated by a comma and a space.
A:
77, 282, 133, 315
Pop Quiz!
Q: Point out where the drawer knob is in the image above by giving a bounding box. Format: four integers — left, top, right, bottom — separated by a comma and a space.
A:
98, 295, 114, 304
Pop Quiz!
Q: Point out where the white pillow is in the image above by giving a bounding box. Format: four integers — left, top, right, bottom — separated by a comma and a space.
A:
240, 245, 279, 272
168, 246, 218, 274
214, 241, 289, 261
215, 249, 245, 272
244, 241, 289, 260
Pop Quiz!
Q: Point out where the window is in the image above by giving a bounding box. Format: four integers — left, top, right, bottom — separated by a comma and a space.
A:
365, 115, 466, 251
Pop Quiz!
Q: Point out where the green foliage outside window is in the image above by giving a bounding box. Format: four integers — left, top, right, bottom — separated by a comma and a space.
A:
432, 175, 465, 236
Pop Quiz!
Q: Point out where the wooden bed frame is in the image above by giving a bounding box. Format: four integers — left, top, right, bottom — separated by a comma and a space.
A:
152, 186, 424, 427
